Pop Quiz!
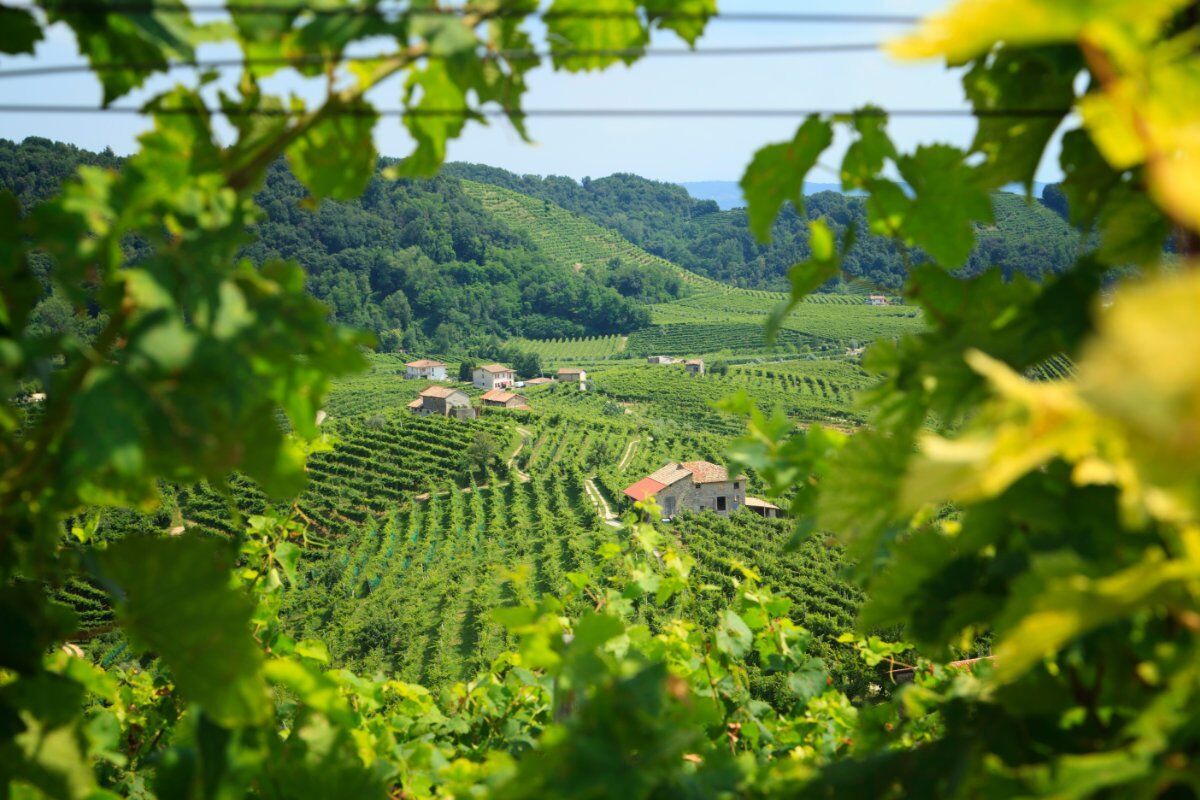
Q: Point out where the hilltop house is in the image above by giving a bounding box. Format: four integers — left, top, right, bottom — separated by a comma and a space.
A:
685, 359, 705, 376
473, 363, 515, 390
556, 367, 587, 387
408, 386, 475, 419
405, 359, 447, 380
624, 461, 747, 519
480, 389, 529, 410
868, 294, 890, 306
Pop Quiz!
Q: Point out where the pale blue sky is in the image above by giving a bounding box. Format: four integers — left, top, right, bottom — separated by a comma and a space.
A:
0, 1, 1067, 183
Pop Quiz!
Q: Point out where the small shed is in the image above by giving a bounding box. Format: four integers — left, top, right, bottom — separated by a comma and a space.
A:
647, 355, 675, 365
480, 388, 529, 409
685, 359, 705, 375
744, 496, 782, 519
868, 294, 890, 306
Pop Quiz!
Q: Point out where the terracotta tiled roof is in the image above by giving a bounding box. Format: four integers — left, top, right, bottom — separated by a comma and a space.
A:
481, 389, 519, 402
648, 463, 693, 486
419, 385, 462, 399
405, 359, 445, 368
685, 359, 704, 366
407, 398, 423, 409
556, 368, 584, 376
624, 476, 666, 502
477, 363, 512, 373
681, 461, 742, 483
744, 496, 780, 510
525, 377, 553, 385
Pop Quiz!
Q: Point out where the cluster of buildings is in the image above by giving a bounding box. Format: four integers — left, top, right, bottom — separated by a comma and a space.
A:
623, 460, 781, 519
401, 359, 589, 419
647, 356, 704, 375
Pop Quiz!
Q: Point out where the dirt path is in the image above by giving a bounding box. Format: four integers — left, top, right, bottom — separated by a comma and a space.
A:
617, 437, 640, 471
508, 427, 533, 482
584, 478, 622, 528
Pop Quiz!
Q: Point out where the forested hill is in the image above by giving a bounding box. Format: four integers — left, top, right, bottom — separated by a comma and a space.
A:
1, 137, 681, 349
444, 162, 1083, 290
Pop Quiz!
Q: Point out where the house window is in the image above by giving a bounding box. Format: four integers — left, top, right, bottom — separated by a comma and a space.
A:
733, 482, 739, 490
716, 496, 727, 511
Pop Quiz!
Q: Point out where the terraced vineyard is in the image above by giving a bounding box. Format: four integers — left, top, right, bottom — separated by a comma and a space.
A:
464, 179, 741, 293
284, 464, 615, 684
508, 334, 627, 362
625, 322, 836, 357
670, 511, 867, 690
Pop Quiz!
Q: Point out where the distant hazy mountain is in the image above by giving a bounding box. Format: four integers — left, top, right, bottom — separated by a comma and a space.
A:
679, 180, 1049, 210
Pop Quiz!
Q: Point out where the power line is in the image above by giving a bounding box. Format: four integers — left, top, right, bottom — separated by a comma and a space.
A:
9, 3, 922, 24
0, 43, 882, 80
0, 104, 1072, 119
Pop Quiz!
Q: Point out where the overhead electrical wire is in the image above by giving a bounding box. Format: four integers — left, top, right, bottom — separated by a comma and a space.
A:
4, 3, 922, 24
0, 43, 884, 80
0, 104, 1073, 118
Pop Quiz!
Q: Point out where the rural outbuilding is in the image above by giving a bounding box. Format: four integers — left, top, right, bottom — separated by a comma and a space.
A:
409, 385, 475, 419
623, 461, 746, 519
480, 389, 529, 409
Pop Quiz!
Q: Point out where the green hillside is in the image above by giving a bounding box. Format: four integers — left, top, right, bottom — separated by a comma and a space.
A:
462, 179, 734, 293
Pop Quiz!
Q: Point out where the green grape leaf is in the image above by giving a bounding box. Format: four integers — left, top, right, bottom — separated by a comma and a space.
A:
1058, 128, 1121, 229
741, 115, 834, 242
545, 0, 648, 71
0, 584, 79, 675
287, 100, 379, 202
895, 144, 993, 268
0, 674, 96, 799
47, 1, 197, 105
765, 219, 854, 342
786, 658, 828, 701
715, 609, 753, 658
643, 0, 716, 46
889, 0, 1190, 64
963, 46, 1080, 190
0, 191, 39, 334
101, 536, 270, 727
1096, 184, 1172, 266
0, 6, 41, 54
274, 541, 301, 586
394, 61, 473, 179
840, 109, 896, 190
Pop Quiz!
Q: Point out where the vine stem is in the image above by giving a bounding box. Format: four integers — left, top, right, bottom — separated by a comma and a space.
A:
225, 9, 493, 193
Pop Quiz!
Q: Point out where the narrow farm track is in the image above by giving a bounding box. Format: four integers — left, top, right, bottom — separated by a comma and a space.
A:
584, 478, 621, 528
617, 437, 640, 471
509, 427, 533, 482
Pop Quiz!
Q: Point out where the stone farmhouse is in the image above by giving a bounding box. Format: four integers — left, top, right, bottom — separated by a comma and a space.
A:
624, 461, 782, 519
408, 386, 475, 419
473, 363, 516, 390
480, 389, 529, 409
868, 294, 890, 306
556, 367, 587, 387
685, 359, 705, 375
405, 359, 447, 380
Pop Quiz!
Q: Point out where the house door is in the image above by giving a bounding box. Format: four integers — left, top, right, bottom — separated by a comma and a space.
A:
662, 497, 676, 517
